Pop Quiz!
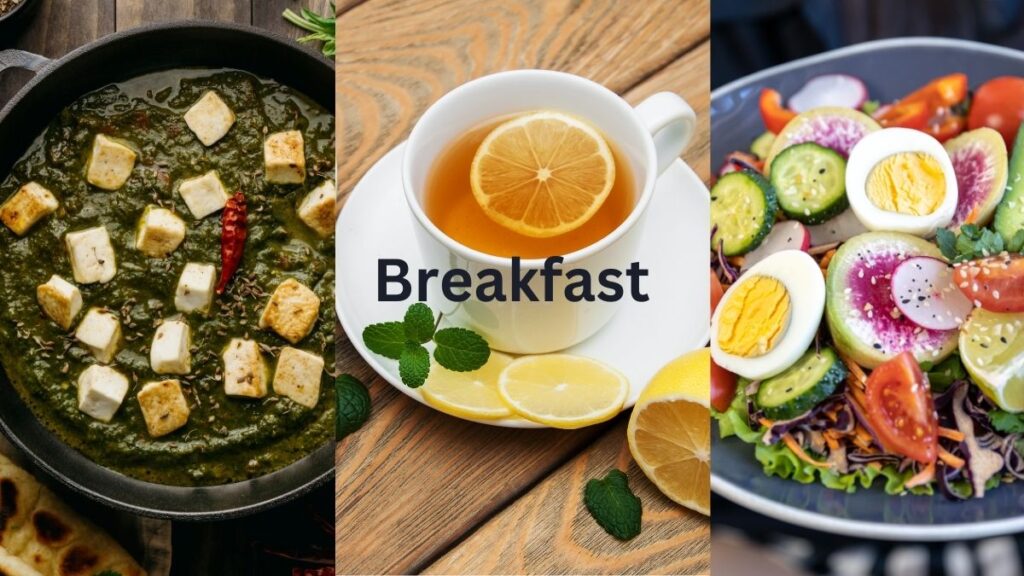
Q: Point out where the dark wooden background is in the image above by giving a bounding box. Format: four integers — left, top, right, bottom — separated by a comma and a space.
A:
336, 0, 711, 574
0, 1, 335, 575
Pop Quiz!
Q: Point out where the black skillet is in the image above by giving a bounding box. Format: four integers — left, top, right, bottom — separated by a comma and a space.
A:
0, 21, 335, 520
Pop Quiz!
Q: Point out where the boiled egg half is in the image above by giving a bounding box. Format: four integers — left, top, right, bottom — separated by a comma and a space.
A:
846, 127, 958, 237
711, 250, 825, 380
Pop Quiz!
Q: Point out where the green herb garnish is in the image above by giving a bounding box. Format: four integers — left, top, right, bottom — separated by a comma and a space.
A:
336, 374, 371, 438
583, 469, 642, 541
920, 355, 966, 393
283, 2, 336, 57
362, 303, 491, 388
861, 100, 881, 115
936, 224, 1023, 263
989, 410, 1024, 434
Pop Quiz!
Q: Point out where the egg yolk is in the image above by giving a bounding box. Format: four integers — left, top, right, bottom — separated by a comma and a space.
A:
865, 152, 945, 215
717, 275, 791, 358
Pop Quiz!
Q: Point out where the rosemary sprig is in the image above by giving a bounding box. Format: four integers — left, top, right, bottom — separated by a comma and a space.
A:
283, 2, 336, 58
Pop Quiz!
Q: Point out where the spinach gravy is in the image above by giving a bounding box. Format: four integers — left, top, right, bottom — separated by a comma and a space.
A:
0, 69, 335, 486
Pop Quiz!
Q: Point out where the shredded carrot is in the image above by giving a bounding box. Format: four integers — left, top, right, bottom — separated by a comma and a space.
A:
905, 461, 936, 488
938, 446, 965, 469
848, 385, 869, 409
781, 433, 832, 468
819, 249, 836, 275
758, 417, 774, 429
823, 430, 840, 451
841, 356, 869, 389
938, 427, 965, 442
728, 256, 745, 268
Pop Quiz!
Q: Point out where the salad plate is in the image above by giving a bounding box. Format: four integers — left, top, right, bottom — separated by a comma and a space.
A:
712, 37, 1024, 540
337, 143, 710, 428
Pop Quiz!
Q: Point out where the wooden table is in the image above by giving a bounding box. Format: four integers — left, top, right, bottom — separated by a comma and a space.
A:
337, 1, 710, 574
0, 2, 336, 575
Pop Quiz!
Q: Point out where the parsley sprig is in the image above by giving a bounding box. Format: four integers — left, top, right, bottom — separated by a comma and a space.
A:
936, 224, 1024, 263
362, 303, 491, 388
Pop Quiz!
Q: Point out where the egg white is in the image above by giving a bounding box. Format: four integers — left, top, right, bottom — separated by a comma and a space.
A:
846, 127, 958, 237
711, 250, 825, 380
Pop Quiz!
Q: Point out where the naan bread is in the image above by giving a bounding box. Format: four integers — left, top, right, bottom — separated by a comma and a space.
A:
0, 454, 145, 576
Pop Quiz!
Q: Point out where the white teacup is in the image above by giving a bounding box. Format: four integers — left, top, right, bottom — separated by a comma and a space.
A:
402, 70, 696, 354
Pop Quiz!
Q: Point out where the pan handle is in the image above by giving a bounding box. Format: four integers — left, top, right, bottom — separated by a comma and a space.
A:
0, 49, 50, 74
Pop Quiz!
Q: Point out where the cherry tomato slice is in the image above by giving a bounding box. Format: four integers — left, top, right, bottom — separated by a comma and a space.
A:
968, 76, 1024, 150
864, 351, 938, 464
955, 254, 1024, 312
759, 88, 797, 135
711, 357, 738, 413
710, 270, 724, 315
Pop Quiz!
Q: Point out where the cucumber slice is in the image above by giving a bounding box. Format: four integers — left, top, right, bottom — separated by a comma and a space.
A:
994, 123, 1024, 242
769, 142, 848, 224
755, 347, 847, 420
710, 170, 778, 256
751, 131, 775, 159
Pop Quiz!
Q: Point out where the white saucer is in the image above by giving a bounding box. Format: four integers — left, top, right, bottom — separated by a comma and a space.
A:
336, 142, 710, 428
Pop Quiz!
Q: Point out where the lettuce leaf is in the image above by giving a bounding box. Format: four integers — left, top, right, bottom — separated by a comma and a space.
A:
714, 393, 932, 495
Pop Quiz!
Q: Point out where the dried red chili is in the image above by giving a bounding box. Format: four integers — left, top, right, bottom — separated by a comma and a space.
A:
216, 192, 247, 295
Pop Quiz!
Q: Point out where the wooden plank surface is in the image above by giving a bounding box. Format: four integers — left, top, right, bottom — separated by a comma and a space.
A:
424, 420, 710, 575
115, 0, 251, 26
335, 1, 709, 573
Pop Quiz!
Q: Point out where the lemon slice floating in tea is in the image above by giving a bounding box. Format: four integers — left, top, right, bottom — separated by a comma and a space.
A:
627, 348, 710, 515
470, 111, 616, 238
497, 354, 628, 429
421, 352, 517, 420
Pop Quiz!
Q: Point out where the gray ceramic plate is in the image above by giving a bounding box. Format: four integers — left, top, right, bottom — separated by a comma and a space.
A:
711, 37, 1024, 540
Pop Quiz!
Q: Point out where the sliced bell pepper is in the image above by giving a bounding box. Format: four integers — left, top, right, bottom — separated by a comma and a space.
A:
759, 88, 797, 134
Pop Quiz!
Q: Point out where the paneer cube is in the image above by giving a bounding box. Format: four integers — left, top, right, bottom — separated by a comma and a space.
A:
222, 338, 269, 398
76, 364, 129, 423
183, 91, 235, 146
0, 182, 58, 236
36, 275, 82, 331
297, 179, 336, 237
264, 130, 306, 184
137, 379, 190, 437
65, 226, 116, 284
150, 319, 191, 375
174, 263, 216, 314
86, 134, 137, 190
74, 308, 121, 364
177, 170, 230, 219
272, 347, 324, 408
135, 205, 186, 258
259, 278, 320, 344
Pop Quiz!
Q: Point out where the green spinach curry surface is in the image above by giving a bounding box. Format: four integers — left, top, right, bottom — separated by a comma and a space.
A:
0, 69, 335, 486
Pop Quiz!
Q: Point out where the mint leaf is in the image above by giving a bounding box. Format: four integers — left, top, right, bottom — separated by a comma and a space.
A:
404, 303, 436, 344
584, 469, 642, 541
336, 374, 371, 438
399, 343, 430, 388
990, 410, 1024, 434
433, 327, 490, 372
362, 321, 406, 359
936, 228, 957, 261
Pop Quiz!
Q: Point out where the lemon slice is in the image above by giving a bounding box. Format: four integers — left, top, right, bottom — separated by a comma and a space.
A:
497, 354, 628, 429
627, 348, 710, 516
960, 308, 1024, 412
421, 352, 515, 420
470, 111, 616, 238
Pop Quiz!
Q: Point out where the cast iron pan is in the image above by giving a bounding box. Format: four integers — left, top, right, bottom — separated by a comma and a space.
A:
0, 21, 334, 520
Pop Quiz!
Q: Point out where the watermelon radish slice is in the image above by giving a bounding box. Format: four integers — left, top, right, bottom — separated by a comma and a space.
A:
826, 232, 958, 368
788, 74, 869, 113
765, 107, 881, 175
808, 209, 868, 246
944, 127, 1008, 230
741, 221, 810, 271
890, 256, 973, 330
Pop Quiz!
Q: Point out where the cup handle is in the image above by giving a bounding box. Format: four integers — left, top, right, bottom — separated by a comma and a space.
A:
633, 92, 697, 175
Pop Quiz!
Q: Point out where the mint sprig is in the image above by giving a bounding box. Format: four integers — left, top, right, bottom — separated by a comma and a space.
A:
936, 224, 1024, 263
584, 469, 642, 541
362, 304, 491, 388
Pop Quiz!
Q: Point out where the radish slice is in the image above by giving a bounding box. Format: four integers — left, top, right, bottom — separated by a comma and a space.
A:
890, 256, 973, 331
808, 209, 868, 246
742, 221, 810, 271
788, 74, 869, 113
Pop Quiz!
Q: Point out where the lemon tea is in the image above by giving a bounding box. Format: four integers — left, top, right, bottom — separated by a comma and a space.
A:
423, 115, 636, 258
